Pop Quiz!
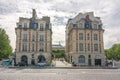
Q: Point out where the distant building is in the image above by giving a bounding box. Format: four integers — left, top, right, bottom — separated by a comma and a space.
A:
15, 9, 52, 65
65, 12, 105, 66
52, 43, 64, 51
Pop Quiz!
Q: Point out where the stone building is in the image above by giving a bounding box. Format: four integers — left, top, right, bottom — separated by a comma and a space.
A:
65, 12, 105, 66
15, 9, 52, 65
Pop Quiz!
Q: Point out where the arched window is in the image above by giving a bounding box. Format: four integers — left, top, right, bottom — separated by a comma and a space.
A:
21, 55, 28, 64
78, 55, 85, 63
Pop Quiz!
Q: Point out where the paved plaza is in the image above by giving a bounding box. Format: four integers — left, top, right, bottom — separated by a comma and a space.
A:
0, 67, 120, 80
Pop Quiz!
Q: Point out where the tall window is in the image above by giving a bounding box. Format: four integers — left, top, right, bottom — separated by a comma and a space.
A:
39, 43, 44, 52
79, 33, 83, 40
32, 44, 34, 52
94, 34, 98, 40
78, 55, 85, 63
79, 23, 83, 28
23, 34, 27, 41
40, 23, 44, 30
94, 44, 98, 51
79, 43, 83, 51
24, 23, 27, 28
34, 23, 38, 29
87, 33, 90, 40
40, 34, 44, 41
88, 44, 90, 51
22, 43, 27, 51
94, 24, 97, 29
32, 35, 35, 41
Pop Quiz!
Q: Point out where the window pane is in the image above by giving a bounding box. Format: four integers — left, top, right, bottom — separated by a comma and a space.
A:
23, 34, 27, 41
40, 24, 44, 30
32, 44, 34, 52
79, 23, 82, 28
87, 33, 90, 40
32, 35, 35, 41
94, 34, 98, 40
94, 44, 98, 51
40, 35, 44, 41
94, 24, 97, 29
78, 55, 85, 63
79, 43, 83, 51
24, 23, 27, 28
39, 43, 44, 52
79, 33, 83, 40
88, 44, 90, 51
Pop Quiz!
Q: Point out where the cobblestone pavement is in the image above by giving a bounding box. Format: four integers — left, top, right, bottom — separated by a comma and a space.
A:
0, 67, 120, 80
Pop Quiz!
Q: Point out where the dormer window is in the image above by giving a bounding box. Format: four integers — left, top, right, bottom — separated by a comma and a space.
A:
94, 24, 97, 29
79, 23, 83, 28
24, 23, 27, 28
40, 23, 44, 30
34, 23, 38, 29
18, 23, 22, 28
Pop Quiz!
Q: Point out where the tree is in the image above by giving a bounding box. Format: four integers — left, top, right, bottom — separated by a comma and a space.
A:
0, 28, 12, 59
52, 50, 65, 58
105, 44, 120, 61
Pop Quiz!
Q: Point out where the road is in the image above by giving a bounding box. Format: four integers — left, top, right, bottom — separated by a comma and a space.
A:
0, 67, 120, 80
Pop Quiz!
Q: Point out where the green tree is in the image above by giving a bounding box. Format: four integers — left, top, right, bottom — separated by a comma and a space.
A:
52, 50, 65, 58
105, 44, 120, 61
0, 28, 12, 59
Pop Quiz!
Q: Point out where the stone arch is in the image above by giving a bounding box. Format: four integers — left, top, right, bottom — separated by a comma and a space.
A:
78, 55, 85, 63
21, 55, 28, 64
38, 55, 46, 62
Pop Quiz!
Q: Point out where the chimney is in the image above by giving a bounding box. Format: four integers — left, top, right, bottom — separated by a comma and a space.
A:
32, 9, 37, 19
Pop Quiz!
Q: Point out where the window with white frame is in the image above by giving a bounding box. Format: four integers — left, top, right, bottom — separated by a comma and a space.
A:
79, 43, 84, 51
94, 34, 98, 40
24, 23, 27, 28
23, 34, 27, 41
22, 43, 27, 51
79, 33, 83, 40
32, 35, 35, 41
39, 34, 44, 41
94, 44, 98, 51
78, 55, 85, 63
40, 23, 44, 30
79, 23, 83, 28
32, 44, 34, 52
39, 43, 44, 52
94, 24, 97, 29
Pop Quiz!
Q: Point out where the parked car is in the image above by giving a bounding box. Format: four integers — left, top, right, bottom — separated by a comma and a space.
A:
18, 61, 28, 66
1, 60, 10, 66
72, 61, 77, 66
36, 61, 48, 67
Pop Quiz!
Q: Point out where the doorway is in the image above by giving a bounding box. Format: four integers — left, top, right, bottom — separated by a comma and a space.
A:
95, 59, 101, 66
38, 55, 46, 62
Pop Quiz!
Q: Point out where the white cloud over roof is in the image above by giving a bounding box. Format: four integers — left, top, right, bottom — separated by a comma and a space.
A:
0, 0, 120, 50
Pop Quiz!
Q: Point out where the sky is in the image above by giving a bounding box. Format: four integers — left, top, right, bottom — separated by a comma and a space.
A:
0, 0, 120, 51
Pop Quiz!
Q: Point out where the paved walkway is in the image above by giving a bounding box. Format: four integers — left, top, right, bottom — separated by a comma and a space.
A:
55, 61, 72, 67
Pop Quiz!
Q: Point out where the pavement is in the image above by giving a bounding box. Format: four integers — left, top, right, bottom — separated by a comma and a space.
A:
0, 67, 120, 80
0, 61, 120, 80
55, 61, 72, 67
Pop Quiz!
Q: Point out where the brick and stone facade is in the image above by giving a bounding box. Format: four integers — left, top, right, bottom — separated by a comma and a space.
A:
65, 12, 105, 66
15, 9, 52, 65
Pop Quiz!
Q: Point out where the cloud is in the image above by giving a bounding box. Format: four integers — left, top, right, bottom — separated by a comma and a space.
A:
0, 0, 18, 14
0, 0, 120, 50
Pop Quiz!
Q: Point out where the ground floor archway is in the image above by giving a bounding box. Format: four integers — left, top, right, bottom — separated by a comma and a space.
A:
78, 55, 85, 63
95, 59, 101, 66
21, 55, 28, 64
38, 55, 46, 62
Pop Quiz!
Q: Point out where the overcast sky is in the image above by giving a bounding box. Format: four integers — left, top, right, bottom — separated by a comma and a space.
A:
0, 0, 120, 51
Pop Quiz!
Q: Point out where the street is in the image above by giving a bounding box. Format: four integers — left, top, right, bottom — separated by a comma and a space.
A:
0, 67, 120, 80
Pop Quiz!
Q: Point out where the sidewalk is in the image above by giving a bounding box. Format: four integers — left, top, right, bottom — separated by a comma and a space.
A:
55, 61, 72, 67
